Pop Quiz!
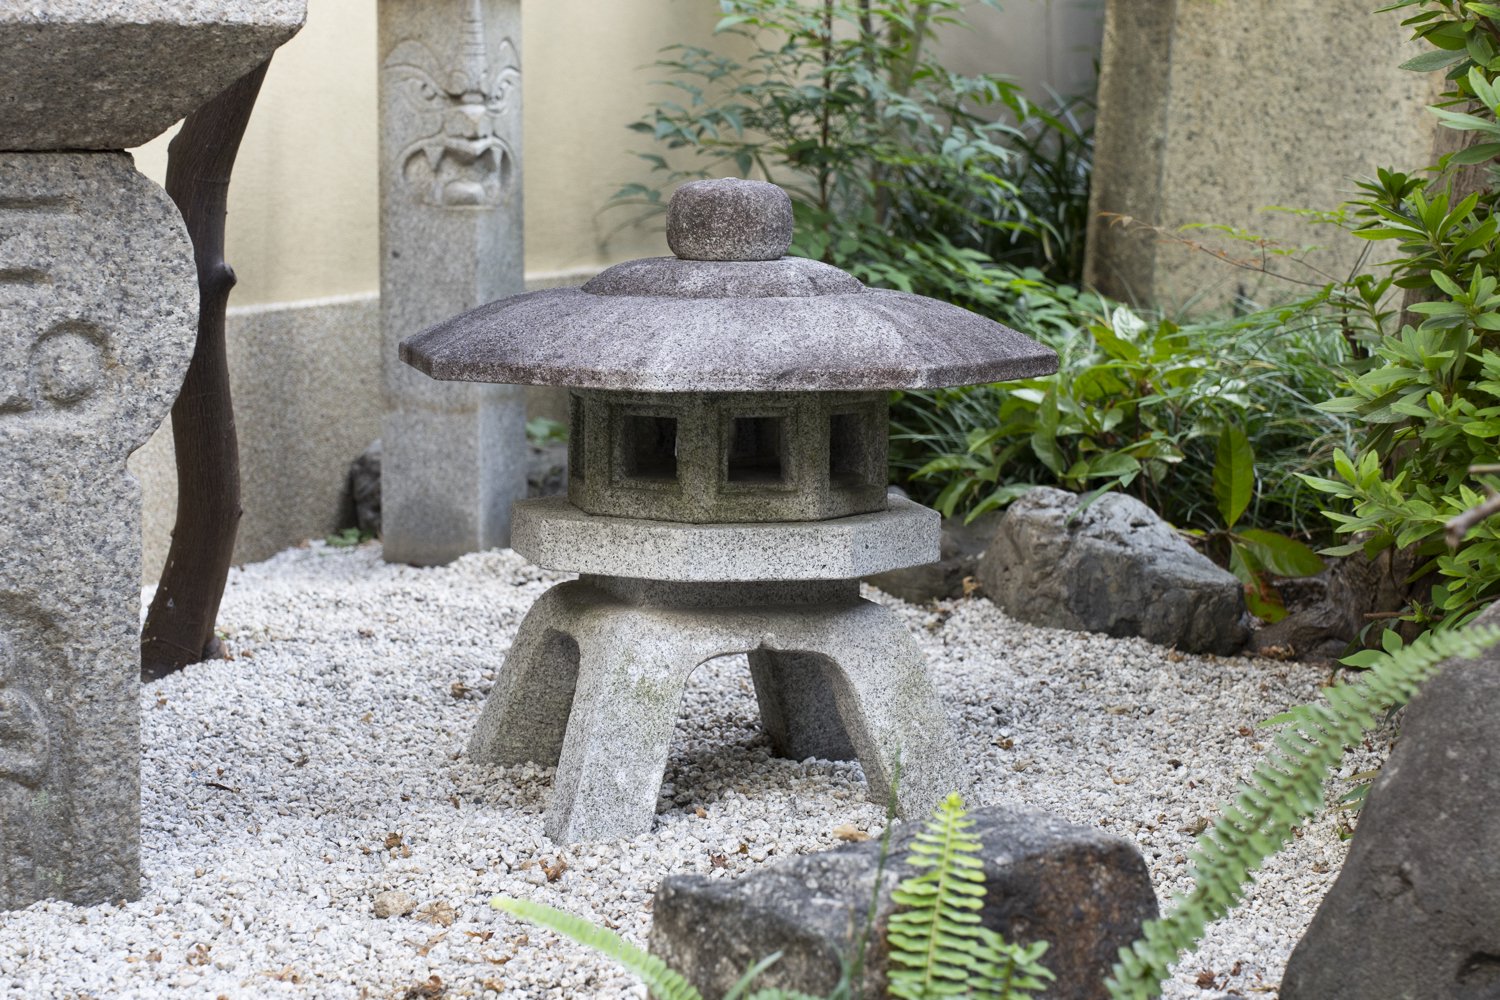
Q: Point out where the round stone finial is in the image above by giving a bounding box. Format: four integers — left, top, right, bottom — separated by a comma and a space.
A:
666, 178, 794, 261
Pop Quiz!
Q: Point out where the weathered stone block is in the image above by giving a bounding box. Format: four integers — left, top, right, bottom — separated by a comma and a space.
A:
0, 152, 196, 907
1280, 603, 1500, 1000
978, 487, 1248, 654
511, 493, 939, 583
650, 806, 1158, 999
379, 0, 528, 566
0, 1, 306, 150
1085, 0, 1440, 311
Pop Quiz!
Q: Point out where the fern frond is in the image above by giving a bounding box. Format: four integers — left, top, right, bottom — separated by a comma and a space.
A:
887, 792, 1053, 1000
1105, 622, 1500, 1000
493, 896, 704, 1000
887, 792, 988, 998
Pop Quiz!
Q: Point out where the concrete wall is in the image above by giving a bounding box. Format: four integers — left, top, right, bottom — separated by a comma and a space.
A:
1084, 0, 1442, 312
127, 0, 1107, 578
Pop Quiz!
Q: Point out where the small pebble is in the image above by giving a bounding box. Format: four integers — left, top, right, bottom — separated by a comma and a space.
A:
372, 890, 418, 919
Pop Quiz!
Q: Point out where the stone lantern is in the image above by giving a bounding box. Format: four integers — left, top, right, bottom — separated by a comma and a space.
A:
401, 179, 1057, 842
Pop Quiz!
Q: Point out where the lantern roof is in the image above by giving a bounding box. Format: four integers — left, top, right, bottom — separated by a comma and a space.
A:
399, 178, 1058, 393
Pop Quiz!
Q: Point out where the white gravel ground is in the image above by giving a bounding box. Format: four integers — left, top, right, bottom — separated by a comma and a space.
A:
0, 541, 1386, 1000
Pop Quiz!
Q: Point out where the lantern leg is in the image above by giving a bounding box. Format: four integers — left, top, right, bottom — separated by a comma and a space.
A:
468, 582, 592, 768
748, 649, 857, 762
766, 600, 966, 822
543, 619, 700, 844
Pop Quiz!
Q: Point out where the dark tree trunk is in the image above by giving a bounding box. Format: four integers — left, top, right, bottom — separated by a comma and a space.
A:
140, 60, 271, 681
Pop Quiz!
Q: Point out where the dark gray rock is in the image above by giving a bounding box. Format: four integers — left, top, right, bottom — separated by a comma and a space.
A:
650, 806, 1158, 999
866, 513, 1000, 603
1280, 603, 1500, 1000
666, 177, 793, 261
977, 487, 1248, 654
351, 439, 382, 536
1250, 547, 1422, 663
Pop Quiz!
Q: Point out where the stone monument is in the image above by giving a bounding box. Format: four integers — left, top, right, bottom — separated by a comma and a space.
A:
401, 179, 1058, 842
0, 2, 304, 908
379, 0, 529, 566
1084, 0, 1441, 311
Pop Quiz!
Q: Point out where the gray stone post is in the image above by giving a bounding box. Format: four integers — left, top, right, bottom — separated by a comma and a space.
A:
0, 3, 304, 909
1084, 0, 1441, 311
378, 0, 528, 566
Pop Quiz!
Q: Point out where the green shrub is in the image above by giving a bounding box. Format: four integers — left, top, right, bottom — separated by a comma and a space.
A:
1300, 1, 1500, 631
892, 274, 1349, 617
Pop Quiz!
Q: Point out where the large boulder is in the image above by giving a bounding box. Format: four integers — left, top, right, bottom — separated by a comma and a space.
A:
977, 487, 1247, 654
650, 806, 1158, 999
1280, 603, 1500, 1000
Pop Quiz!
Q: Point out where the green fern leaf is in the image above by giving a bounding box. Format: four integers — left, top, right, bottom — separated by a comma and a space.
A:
887, 792, 1053, 1000
1105, 622, 1500, 999
493, 896, 704, 1000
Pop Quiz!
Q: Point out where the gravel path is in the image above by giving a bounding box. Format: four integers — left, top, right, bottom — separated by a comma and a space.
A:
0, 542, 1385, 999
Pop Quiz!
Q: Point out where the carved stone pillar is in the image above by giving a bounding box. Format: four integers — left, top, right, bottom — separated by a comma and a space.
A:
0, 3, 305, 909
378, 0, 528, 566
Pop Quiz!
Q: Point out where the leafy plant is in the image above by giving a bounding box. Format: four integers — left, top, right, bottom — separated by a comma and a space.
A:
493, 792, 1050, 1000
893, 281, 1352, 588
887, 793, 1053, 999
1191, 426, 1324, 622
1298, 1, 1500, 631
1107, 619, 1500, 998
324, 527, 373, 548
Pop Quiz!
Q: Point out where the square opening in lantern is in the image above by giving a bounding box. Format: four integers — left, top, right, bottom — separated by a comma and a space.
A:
620, 413, 678, 482
727, 415, 786, 485
830, 410, 878, 487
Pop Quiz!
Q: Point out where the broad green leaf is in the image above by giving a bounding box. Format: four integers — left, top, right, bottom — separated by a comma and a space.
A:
1236, 529, 1325, 578
1213, 425, 1255, 530
1400, 47, 1466, 71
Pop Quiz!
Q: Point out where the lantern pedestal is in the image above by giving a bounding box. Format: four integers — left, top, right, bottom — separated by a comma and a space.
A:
469, 574, 961, 843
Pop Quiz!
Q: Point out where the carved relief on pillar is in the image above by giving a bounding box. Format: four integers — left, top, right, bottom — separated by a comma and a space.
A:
0, 602, 64, 908
382, 0, 520, 209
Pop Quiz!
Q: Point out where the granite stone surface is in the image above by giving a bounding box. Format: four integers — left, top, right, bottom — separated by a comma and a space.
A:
0, 1, 306, 150
582, 255, 861, 299
0, 152, 197, 908
1280, 602, 1500, 1000
978, 487, 1248, 655
650, 805, 1159, 999
666, 177, 793, 261
567, 389, 889, 523
379, 0, 528, 566
866, 512, 1000, 603
467, 576, 962, 842
511, 493, 940, 582
400, 285, 1057, 392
